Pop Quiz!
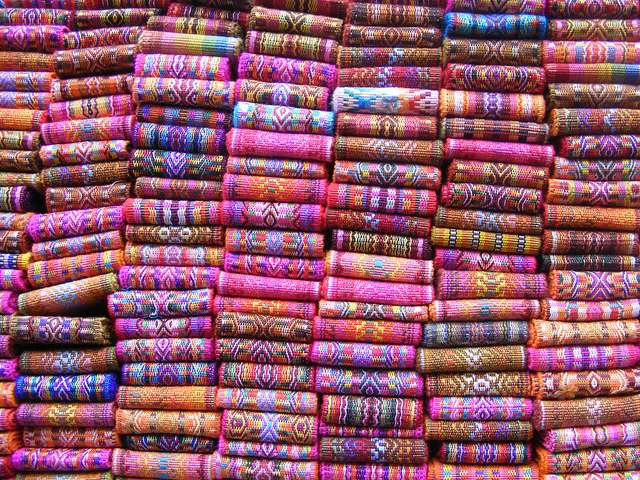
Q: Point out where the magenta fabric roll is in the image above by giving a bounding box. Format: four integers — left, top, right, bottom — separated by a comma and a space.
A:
223, 252, 325, 281
445, 138, 554, 167
322, 276, 434, 305
27, 207, 123, 242
218, 271, 321, 301
226, 128, 333, 162
528, 345, 640, 372
40, 115, 135, 144
118, 266, 220, 290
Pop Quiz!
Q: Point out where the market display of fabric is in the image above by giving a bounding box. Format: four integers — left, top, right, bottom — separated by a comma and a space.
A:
0, 0, 638, 479
529, 1, 640, 478
110, 1, 247, 478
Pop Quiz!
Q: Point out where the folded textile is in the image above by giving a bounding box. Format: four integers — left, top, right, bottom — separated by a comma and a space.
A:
224, 253, 324, 280
121, 362, 217, 387
0, 25, 67, 52
444, 12, 546, 39
422, 321, 529, 347
215, 338, 311, 363
328, 184, 437, 216
549, 271, 640, 301
125, 225, 224, 245
122, 198, 221, 226
132, 123, 226, 155
548, 84, 640, 110
11, 447, 112, 472
217, 311, 312, 342
45, 183, 131, 211
547, 0, 639, 19
425, 372, 533, 397
540, 299, 640, 322
444, 63, 545, 93
535, 369, 640, 400
134, 53, 231, 82
437, 442, 531, 464
32, 231, 124, 262
343, 25, 441, 48
22, 427, 120, 448
337, 113, 437, 139
331, 229, 433, 260
431, 228, 542, 256
323, 276, 434, 305
314, 318, 421, 345
130, 150, 224, 180
27, 206, 123, 242
127, 434, 217, 454
429, 299, 540, 322
440, 117, 549, 143
333, 87, 439, 116
248, 6, 343, 39
321, 394, 421, 429
51, 74, 131, 103
225, 156, 328, 179
232, 102, 334, 135
138, 30, 243, 58
311, 341, 415, 369
326, 209, 431, 237
545, 64, 640, 85
319, 300, 429, 322
218, 272, 320, 301
115, 317, 214, 339
321, 463, 426, 480
334, 136, 444, 165
338, 66, 441, 88
112, 449, 214, 479
542, 231, 639, 255
558, 135, 640, 160
533, 396, 640, 430
246, 31, 339, 63
428, 459, 538, 480
315, 367, 423, 397
437, 270, 547, 299
435, 206, 544, 235
108, 289, 214, 319
16, 403, 116, 428
40, 140, 130, 167
338, 46, 441, 68
226, 228, 325, 257
333, 161, 441, 188
429, 396, 532, 421
235, 79, 330, 110
146, 15, 243, 37
218, 363, 313, 391
19, 347, 118, 375
28, 250, 125, 288
216, 388, 317, 415
529, 320, 640, 346
222, 410, 316, 444
540, 422, 640, 453
116, 409, 220, 438
117, 338, 214, 363
528, 345, 640, 372
441, 183, 542, 214
348, 3, 443, 26
434, 249, 537, 273
137, 105, 230, 130
445, 138, 554, 166
320, 437, 426, 464
9, 316, 113, 346
16, 373, 117, 402
544, 205, 640, 231
537, 446, 640, 474
223, 175, 327, 204
546, 18, 640, 41
216, 295, 317, 320
226, 128, 333, 162
424, 418, 533, 442
132, 78, 235, 110
238, 52, 336, 88
417, 345, 527, 373
439, 90, 545, 122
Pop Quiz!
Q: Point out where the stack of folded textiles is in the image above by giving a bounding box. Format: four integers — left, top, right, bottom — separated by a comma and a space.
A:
314, 1, 444, 478
530, 1, 640, 478
110, 3, 246, 479
213, 0, 344, 477
424, 0, 550, 477
0, 12, 69, 479
8, 313, 120, 480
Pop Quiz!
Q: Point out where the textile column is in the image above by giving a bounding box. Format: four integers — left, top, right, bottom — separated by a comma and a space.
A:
424, 0, 550, 477
531, 0, 640, 476
109, 1, 247, 478
314, 1, 443, 478
214, 0, 343, 477
0, 13, 69, 479
6, 2, 159, 478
